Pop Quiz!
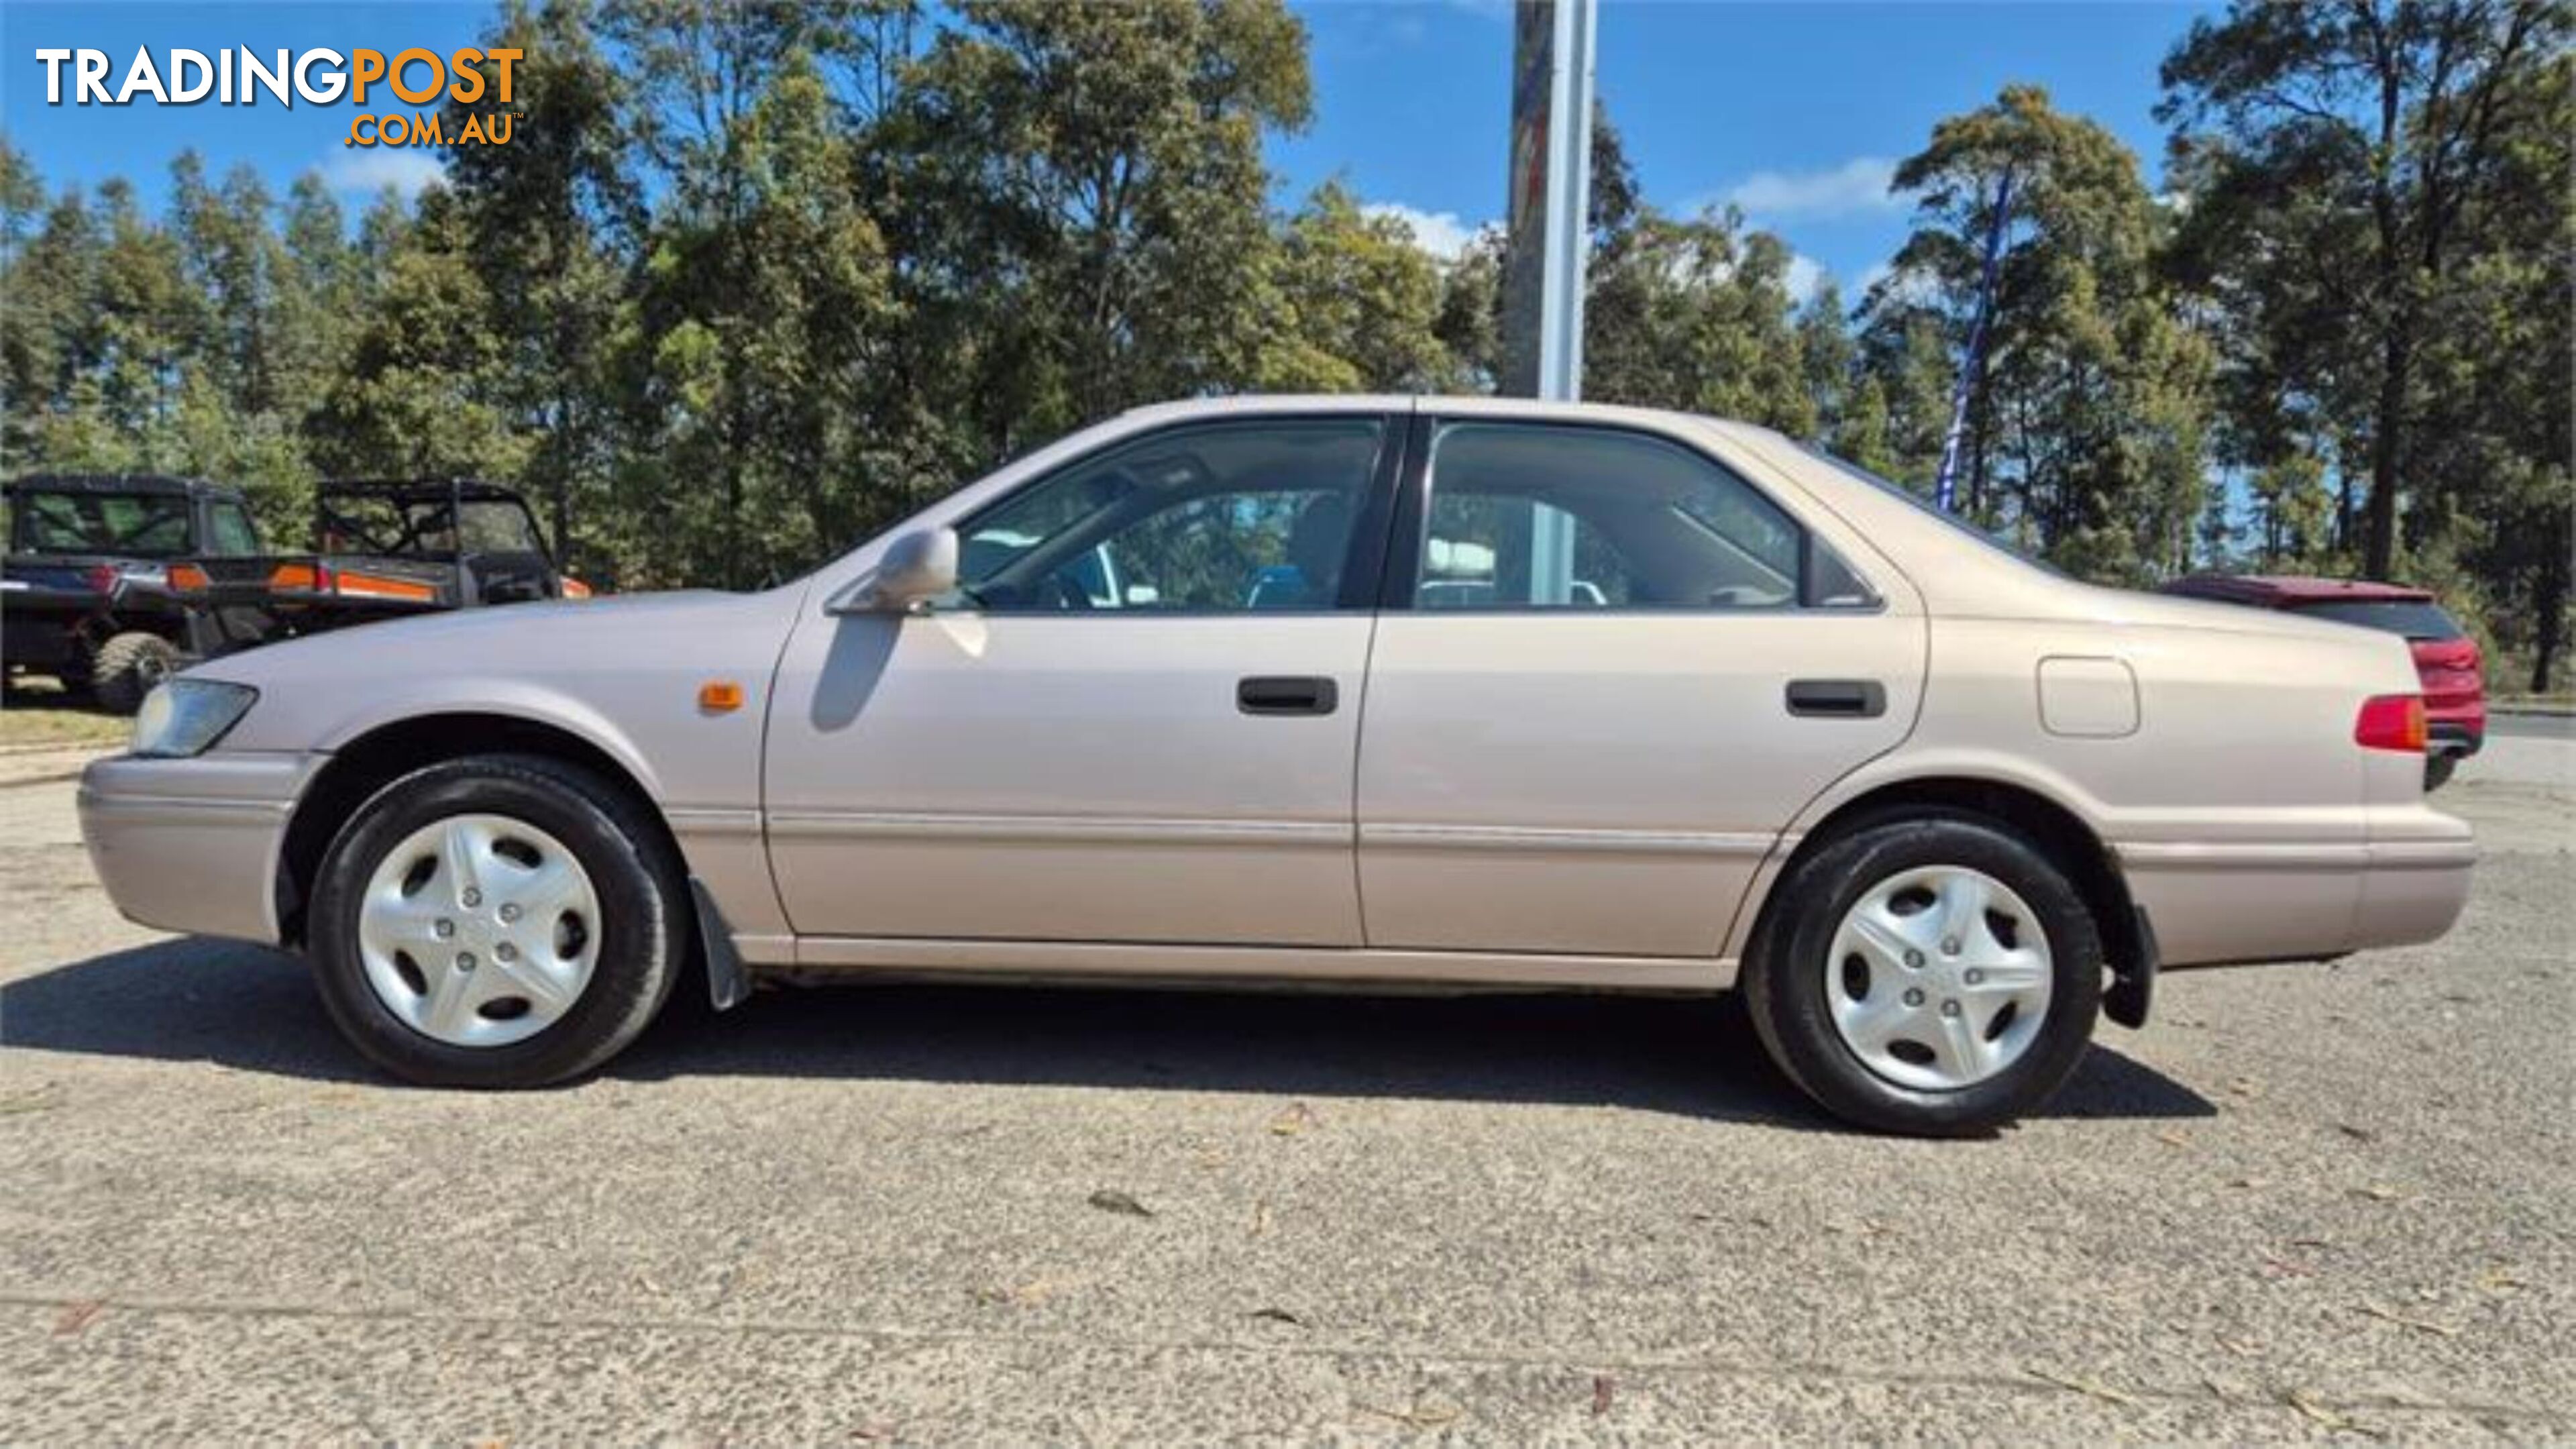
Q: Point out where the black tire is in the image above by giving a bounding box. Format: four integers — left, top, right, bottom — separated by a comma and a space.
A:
2423, 754, 2457, 792
307, 753, 692, 1087
1743, 811, 2104, 1137
90, 631, 180, 714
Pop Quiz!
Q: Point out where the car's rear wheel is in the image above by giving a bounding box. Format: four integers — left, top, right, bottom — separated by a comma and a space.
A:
2424, 754, 2457, 791
90, 631, 180, 714
307, 753, 690, 1087
1744, 812, 2102, 1136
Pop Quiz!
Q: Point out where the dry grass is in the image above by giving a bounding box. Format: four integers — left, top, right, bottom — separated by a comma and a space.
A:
0, 685, 131, 749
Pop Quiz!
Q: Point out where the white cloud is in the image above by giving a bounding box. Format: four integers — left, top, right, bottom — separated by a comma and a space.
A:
319, 149, 447, 199
1362, 202, 1483, 264
1784, 253, 1828, 303
1855, 261, 1894, 298
1722, 157, 1904, 221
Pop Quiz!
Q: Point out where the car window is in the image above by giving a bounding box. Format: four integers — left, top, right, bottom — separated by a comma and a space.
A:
956, 419, 1385, 613
1417, 423, 1812, 610
205, 502, 262, 557
2291, 598, 2463, 641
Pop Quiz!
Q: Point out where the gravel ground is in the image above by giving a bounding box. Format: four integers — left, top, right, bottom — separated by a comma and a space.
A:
1, 741, 2569, 1442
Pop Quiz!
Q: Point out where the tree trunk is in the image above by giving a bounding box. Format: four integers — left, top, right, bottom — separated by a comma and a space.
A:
2532, 513, 2570, 693
2363, 329, 2408, 578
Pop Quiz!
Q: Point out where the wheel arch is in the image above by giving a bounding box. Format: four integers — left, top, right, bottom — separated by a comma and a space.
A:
1729, 772, 2153, 1026
275, 711, 682, 949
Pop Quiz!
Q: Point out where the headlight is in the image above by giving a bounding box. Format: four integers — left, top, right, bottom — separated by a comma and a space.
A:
131, 680, 259, 759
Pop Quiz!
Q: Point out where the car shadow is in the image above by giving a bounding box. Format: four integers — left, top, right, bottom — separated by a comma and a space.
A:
2, 938, 2217, 1130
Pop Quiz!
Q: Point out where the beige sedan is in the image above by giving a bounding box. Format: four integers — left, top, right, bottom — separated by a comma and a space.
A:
78, 396, 2474, 1134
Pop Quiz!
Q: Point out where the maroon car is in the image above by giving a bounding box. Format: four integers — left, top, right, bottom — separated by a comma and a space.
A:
2161, 574, 2485, 788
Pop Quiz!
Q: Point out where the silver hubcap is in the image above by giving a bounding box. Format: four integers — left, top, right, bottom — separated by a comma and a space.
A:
1825, 865, 2053, 1091
357, 813, 600, 1048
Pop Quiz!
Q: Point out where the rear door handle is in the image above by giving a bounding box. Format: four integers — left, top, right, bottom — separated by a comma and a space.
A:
1785, 679, 1886, 718
1238, 676, 1338, 716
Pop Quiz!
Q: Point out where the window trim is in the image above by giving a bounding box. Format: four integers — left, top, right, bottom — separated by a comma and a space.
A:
1381, 415, 1882, 615
944, 411, 1408, 618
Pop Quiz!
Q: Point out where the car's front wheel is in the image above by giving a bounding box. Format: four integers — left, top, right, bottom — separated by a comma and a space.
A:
1744, 813, 2103, 1136
307, 753, 690, 1087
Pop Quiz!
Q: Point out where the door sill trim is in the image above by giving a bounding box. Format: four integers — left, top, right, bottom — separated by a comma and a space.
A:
777, 936, 1733, 992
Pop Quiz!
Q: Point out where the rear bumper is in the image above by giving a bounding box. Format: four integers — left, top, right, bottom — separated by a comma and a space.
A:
76, 751, 320, 944
2117, 811, 2475, 967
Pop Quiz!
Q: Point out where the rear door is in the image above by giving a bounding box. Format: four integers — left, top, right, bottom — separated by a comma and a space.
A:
1354, 417, 1926, 959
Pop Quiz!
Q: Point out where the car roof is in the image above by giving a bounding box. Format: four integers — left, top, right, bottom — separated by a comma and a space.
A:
2163, 572, 2437, 606
3, 472, 240, 500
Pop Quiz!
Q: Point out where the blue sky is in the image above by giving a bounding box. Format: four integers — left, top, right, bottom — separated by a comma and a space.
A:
2, 1, 2205, 298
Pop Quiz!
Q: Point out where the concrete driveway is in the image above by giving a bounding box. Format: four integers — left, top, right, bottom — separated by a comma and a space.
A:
3, 743, 2570, 1442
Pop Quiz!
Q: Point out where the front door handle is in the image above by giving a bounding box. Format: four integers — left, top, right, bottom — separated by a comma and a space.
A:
1238, 676, 1338, 716
1785, 679, 1886, 718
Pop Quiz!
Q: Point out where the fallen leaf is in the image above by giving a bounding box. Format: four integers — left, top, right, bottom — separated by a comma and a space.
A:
0, 1087, 62, 1117
52, 1300, 102, 1336
2216, 1335, 2263, 1358
1249, 1199, 1273, 1238
2335, 1123, 2379, 1143
2154, 1130, 2191, 1148
1269, 1102, 1317, 1137
2355, 1302, 2461, 1338
2350, 1185, 2405, 1203
1248, 1306, 1302, 1326
2027, 1368, 2140, 1408
2283, 1389, 2381, 1438
2290, 1236, 2333, 1250
1087, 1189, 1153, 1219
2229, 1176, 2269, 1191
2477, 1266, 2527, 1293
1592, 1374, 1615, 1416
2227, 1078, 2262, 1097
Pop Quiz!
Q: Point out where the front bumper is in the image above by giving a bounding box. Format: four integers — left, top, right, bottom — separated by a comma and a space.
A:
77, 751, 321, 944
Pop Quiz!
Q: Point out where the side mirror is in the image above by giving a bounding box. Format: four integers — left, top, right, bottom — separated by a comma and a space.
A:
833, 527, 959, 614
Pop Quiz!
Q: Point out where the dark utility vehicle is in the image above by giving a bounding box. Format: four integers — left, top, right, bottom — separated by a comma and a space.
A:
174, 479, 585, 655
3, 474, 266, 711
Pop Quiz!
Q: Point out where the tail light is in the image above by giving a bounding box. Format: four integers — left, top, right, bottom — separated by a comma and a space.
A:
82, 564, 120, 594
561, 578, 593, 600
167, 564, 209, 592
2355, 694, 2428, 753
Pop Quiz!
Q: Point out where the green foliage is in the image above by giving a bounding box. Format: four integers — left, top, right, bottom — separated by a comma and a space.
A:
1855, 85, 2215, 584
0, 1, 2564, 682
2160, 0, 2572, 682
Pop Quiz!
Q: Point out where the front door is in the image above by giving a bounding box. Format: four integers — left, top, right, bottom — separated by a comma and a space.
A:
765, 414, 1401, 946
1355, 418, 1926, 959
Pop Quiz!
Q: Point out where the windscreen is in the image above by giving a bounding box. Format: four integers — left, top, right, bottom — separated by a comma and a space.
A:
2291, 598, 2463, 640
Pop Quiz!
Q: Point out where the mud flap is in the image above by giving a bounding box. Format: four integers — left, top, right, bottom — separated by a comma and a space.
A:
688, 878, 753, 1011
2104, 905, 2157, 1030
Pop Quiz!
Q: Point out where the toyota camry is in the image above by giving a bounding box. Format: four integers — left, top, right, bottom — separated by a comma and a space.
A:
78, 396, 2475, 1134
